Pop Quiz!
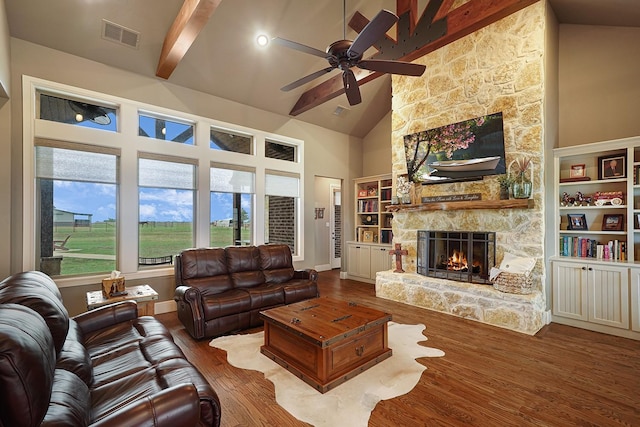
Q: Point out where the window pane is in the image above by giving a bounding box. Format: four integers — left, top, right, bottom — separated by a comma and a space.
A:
36, 146, 118, 277
139, 188, 194, 263
265, 196, 296, 252
210, 128, 252, 154
139, 114, 194, 145
265, 140, 296, 162
39, 180, 117, 277
139, 158, 195, 189
39, 93, 117, 131
210, 193, 252, 247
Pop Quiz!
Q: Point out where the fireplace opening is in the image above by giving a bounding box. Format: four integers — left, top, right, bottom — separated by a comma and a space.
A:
417, 230, 495, 284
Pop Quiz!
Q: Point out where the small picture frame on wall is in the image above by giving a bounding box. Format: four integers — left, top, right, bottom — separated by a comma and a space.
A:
598, 154, 626, 180
570, 164, 586, 178
567, 213, 587, 230
602, 214, 624, 231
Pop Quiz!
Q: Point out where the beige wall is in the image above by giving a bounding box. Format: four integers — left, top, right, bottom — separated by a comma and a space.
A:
9, 38, 362, 314
558, 25, 640, 146
0, 0, 11, 280
362, 111, 392, 176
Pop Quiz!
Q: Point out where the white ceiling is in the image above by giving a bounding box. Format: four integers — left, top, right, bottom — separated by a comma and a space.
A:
5, 0, 640, 137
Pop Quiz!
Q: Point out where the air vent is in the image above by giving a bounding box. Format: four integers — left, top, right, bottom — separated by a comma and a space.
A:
102, 20, 140, 49
333, 105, 349, 116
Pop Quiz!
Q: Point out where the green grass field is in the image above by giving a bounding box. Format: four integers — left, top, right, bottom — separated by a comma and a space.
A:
53, 222, 250, 275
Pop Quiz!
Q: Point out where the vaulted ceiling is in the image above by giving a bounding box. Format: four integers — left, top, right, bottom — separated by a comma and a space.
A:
5, 0, 640, 137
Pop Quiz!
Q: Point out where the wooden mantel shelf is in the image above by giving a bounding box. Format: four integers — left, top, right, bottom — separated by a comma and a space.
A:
386, 198, 534, 212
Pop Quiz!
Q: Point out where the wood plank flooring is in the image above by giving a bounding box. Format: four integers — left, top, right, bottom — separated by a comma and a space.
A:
156, 270, 640, 426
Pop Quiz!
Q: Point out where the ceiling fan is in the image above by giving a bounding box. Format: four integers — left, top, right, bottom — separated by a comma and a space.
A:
272, 7, 426, 107
68, 100, 111, 125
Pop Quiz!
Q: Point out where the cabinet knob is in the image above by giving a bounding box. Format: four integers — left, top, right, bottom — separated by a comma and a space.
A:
582, 267, 587, 270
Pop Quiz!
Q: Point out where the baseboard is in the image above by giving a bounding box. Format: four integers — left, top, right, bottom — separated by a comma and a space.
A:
155, 300, 176, 314
314, 264, 332, 272
339, 271, 348, 279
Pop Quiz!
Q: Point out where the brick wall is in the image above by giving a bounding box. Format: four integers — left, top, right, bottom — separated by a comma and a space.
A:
267, 196, 295, 250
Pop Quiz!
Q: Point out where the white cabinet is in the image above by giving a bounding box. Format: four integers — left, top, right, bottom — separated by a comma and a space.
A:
347, 242, 391, 283
631, 268, 640, 333
347, 243, 370, 279
552, 259, 631, 334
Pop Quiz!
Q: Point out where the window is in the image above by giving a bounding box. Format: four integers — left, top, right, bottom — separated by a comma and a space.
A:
39, 93, 117, 131
210, 127, 252, 154
265, 139, 296, 162
265, 171, 299, 253
139, 113, 194, 144
138, 157, 195, 265
210, 165, 254, 247
35, 143, 118, 276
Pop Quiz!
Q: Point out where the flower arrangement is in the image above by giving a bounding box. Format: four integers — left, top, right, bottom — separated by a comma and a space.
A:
514, 157, 531, 176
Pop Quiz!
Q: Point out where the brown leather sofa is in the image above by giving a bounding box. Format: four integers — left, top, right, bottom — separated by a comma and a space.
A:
0, 271, 221, 427
174, 244, 319, 339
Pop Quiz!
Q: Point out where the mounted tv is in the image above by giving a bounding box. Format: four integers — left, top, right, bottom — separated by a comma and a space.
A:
403, 112, 506, 184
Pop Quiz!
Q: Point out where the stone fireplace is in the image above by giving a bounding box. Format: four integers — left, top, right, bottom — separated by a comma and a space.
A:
417, 230, 495, 285
376, 2, 551, 335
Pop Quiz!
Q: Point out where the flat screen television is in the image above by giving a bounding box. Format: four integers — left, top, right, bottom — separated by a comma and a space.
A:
403, 112, 506, 184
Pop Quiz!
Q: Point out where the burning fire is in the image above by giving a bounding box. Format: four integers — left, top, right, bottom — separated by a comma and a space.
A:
448, 250, 468, 271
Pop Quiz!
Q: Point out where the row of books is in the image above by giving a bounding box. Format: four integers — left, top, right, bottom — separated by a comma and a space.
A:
559, 236, 626, 261
357, 199, 378, 213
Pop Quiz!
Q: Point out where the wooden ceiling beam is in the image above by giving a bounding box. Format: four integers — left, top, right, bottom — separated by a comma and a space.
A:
289, 0, 538, 116
156, 0, 222, 79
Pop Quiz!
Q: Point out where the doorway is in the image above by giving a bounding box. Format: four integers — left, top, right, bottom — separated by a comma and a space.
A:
313, 177, 342, 271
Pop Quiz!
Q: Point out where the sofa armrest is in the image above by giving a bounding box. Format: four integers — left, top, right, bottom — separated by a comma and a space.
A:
72, 301, 138, 336
90, 383, 201, 427
293, 268, 318, 282
174, 286, 206, 339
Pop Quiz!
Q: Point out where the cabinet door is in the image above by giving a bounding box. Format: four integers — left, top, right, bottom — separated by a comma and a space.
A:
347, 244, 371, 278
552, 261, 588, 321
587, 264, 629, 329
370, 246, 391, 278
631, 268, 640, 332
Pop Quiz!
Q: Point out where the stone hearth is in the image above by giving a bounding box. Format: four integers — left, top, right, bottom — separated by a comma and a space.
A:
376, 271, 546, 335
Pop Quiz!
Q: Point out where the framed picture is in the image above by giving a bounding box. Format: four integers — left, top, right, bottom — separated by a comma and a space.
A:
598, 154, 626, 180
570, 164, 586, 178
602, 214, 624, 231
362, 230, 374, 243
567, 213, 587, 230
358, 189, 368, 197
367, 186, 378, 196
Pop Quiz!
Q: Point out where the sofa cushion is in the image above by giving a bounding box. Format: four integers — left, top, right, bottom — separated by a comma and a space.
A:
0, 272, 69, 353
0, 304, 56, 427
56, 319, 93, 385
259, 244, 295, 284
202, 289, 252, 319
244, 285, 285, 309
180, 248, 233, 295
283, 280, 319, 304
226, 246, 266, 288
42, 369, 91, 427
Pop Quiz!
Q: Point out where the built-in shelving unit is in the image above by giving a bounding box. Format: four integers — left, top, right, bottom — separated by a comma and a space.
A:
551, 136, 640, 340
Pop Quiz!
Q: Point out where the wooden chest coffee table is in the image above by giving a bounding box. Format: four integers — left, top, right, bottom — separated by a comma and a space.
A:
260, 297, 392, 393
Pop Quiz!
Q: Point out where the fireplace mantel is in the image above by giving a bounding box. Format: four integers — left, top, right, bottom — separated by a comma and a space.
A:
386, 199, 534, 213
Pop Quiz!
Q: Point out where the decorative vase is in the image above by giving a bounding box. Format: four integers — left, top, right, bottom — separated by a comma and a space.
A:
511, 173, 532, 199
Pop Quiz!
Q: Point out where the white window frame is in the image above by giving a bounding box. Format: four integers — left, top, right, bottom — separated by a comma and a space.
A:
22, 76, 304, 287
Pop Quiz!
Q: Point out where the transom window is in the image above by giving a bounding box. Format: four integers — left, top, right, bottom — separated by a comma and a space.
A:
139, 113, 194, 144
38, 93, 117, 131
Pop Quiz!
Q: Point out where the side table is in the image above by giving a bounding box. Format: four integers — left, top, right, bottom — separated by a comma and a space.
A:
86, 284, 158, 316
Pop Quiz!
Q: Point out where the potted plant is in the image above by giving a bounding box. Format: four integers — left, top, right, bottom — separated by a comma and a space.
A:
496, 174, 513, 200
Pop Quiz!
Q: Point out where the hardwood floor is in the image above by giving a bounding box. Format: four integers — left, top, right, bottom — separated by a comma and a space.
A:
157, 270, 640, 426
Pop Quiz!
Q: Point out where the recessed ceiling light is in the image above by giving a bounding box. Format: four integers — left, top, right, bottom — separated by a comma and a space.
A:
256, 34, 270, 47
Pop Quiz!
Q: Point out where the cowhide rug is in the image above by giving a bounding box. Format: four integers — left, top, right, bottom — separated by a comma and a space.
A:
210, 322, 445, 427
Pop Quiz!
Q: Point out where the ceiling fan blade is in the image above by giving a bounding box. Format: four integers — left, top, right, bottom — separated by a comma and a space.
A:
342, 69, 362, 106
281, 66, 336, 92
358, 59, 426, 76
347, 9, 398, 59
272, 37, 329, 59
